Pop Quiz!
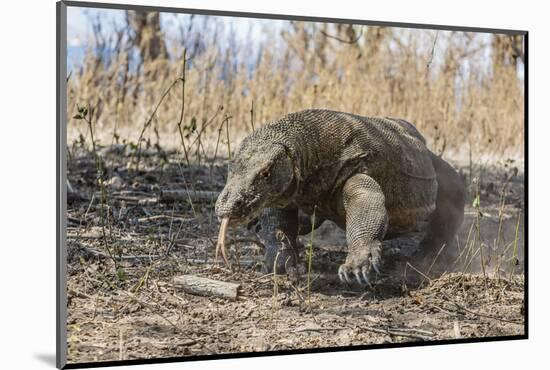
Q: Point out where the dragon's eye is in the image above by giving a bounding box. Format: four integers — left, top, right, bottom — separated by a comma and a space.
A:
260, 169, 270, 178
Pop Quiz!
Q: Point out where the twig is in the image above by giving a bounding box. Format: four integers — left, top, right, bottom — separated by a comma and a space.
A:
440, 292, 523, 325
295, 326, 349, 333
76, 244, 160, 261
361, 325, 433, 341
509, 212, 522, 281
135, 78, 180, 171
188, 105, 224, 150
426, 31, 439, 69
175, 48, 191, 169
307, 206, 317, 306
74, 241, 263, 266
68, 288, 93, 300
391, 327, 435, 336
250, 101, 255, 133
160, 189, 219, 203
320, 26, 364, 44
118, 290, 195, 339
406, 262, 433, 283
422, 243, 447, 284
428, 304, 457, 316
136, 214, 194, 223
224, 114, 232, 160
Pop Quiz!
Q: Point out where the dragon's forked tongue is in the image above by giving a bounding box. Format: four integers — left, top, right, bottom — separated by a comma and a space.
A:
216, 217, 231, 267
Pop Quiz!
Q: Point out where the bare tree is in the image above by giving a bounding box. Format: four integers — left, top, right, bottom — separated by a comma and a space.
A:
492, 34, 524, 71
126, 10, 167, 62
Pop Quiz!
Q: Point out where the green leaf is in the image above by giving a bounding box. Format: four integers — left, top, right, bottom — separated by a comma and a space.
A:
472, 194, 480, 208
72, 114, 83, 120
77, 106, 88, 116
184, 117, 197, 137
116, 267, 126, 281
189, 117, 197, 132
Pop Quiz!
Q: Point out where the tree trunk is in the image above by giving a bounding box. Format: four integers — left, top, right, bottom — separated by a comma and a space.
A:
127, 10, 167, 62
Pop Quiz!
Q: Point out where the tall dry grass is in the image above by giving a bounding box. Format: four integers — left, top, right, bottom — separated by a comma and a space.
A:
67, 16, 525, 162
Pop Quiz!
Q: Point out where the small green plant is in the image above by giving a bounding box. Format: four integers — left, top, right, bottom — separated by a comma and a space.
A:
73, 103, 122, 280
224, 114, 232, 160
471, 178, 488, 289
509, 211, 522, 281
270, 250, 281, 326
306, 206, 317, 306
175, 49, 192, 169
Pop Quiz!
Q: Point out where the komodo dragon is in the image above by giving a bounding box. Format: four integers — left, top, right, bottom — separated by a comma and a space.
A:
215, 109, 465, 285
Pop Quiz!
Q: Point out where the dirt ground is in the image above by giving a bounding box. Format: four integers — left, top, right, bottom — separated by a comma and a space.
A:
65, 145, 525, 364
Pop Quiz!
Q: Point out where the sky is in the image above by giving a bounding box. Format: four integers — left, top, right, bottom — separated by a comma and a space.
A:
67, 6, 292, 72
66, 5, 524, 81
67, 7, 286, 53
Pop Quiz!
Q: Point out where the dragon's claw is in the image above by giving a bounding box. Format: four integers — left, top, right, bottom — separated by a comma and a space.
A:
338, 263, 375, 286
338, 265, 351, 284
338, 243, 381, 286
361, 266, 370, 285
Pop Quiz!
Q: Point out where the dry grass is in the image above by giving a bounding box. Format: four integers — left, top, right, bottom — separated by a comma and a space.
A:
67, 17, 525, 161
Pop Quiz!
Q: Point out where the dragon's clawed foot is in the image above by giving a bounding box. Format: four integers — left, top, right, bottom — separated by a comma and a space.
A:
338, 242, 381, 286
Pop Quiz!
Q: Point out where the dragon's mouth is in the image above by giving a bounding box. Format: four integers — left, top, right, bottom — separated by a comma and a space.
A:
223, 211, 259, 226
215, 207, 263, 267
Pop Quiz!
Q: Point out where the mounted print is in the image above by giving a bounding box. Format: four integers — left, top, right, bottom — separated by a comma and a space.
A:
56, 1, 527, 368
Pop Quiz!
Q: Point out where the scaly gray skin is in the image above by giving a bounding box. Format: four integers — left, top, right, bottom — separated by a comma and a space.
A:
215, 109, 465, 286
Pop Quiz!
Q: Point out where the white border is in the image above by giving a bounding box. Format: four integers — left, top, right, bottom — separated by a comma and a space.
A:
3, 0, 546, 369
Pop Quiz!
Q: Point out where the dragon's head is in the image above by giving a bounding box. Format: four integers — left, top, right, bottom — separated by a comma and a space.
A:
215, 140, 295, 227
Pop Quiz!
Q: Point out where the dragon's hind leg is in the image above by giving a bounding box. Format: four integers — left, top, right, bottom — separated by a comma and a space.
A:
414, 153, 465, 269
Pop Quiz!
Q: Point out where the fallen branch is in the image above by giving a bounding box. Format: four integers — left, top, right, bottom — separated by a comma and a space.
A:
361, 325, 434, 341
440, 292, 523, 325
93, 192, 159, 205
71, 244, 161, 261
391, 327, 435, 336
295, 326, 349, 333
68, 288, 94, 300
69, 240, 263, 266
160, 189, 219, 203
173, 275, 241, 300
137, 214, 194, 224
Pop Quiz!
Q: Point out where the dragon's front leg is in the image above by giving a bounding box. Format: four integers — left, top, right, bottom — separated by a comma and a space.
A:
338, 174, 389, 286
255, 207, 300, 274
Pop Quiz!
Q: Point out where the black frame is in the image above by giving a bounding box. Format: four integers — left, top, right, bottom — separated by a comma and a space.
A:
56, 1, 529, 368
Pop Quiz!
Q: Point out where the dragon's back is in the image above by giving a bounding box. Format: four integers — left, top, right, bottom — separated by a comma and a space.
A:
260, 109, 438, 223
272, 109, 435, 180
